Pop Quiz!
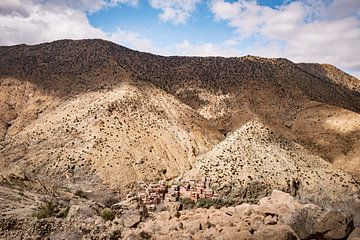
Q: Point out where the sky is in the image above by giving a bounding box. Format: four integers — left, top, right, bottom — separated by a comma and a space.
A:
0, 0, 360, 78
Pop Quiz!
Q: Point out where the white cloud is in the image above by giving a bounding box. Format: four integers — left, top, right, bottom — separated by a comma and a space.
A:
0, 0, 147, 48
35, 0, 139, 12
109, 28, 156, 53
0, 0, 31, 17
173, 40, 238, 56
210, 0, 360, 78
148, 0, 201, 25
0, 1, 107, 45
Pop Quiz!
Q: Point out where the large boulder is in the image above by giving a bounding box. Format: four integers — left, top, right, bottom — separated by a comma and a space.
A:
287, 205, 353, 239
254, 225, 298, 240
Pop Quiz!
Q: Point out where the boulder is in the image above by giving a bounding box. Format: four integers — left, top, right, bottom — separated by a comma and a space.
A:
183, 220, 202, 234
66, 204, 97, 220
254, 225, 298, 240
220, 227, 252, 240
289, 206, 353, 239
348, 228, 360, 240
122, 211, 142, 228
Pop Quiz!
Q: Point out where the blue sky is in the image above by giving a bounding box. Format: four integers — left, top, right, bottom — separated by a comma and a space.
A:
87, 0, 290, 53
0, 0, 359, 77
88, 2, 235, 47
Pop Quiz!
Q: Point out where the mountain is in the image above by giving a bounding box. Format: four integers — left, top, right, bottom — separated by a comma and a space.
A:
186, 120, 359, 204
1, 39, 360, 239
0, 77, 223, 194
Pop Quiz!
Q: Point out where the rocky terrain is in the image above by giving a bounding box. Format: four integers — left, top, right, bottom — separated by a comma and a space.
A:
186, 120, 360, 204
0, 39, 360, 239
1, 185, 359, 240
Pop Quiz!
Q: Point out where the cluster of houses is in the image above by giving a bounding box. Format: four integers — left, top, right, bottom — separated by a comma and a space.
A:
133, 177, 219, 211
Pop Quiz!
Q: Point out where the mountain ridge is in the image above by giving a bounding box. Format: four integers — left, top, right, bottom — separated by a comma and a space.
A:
1, 38, 359, 191
1, 39, 360, 239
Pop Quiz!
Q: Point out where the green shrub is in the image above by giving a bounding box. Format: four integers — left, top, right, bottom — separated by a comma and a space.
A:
179, 198, 195, 210
100, 208, 115, 221
36, 202, 56, 219
196, 198, 235, 209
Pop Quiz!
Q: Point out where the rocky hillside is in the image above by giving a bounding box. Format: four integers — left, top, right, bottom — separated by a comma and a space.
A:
1, 39, 360, 239
0, 79, 223, 193
1, 39, 359, 182
186, 120, 360, 204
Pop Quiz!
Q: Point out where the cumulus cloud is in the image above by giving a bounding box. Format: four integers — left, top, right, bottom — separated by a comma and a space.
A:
148, 0, 201, 25
109, 28, 156, 53
0, 1, 108, 45
0, 0, 31, 17
210, 0, 360, 77
38, 0, 139, 12
173, 40, 239, 56
0, 0, 146, 48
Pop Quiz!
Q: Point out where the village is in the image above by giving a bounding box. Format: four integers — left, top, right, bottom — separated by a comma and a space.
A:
131, 176, 219, 211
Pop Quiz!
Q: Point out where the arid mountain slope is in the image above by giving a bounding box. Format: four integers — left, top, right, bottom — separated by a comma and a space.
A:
0, 39, 359, 191
1, 39, 360, 240
1, 39, 359, 179
0, 79, 222, 193
186, 120, 360, 204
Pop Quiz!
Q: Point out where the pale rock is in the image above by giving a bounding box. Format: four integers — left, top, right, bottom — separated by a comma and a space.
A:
237, 230, 253, 240
251, 221, 263, 231
66, 204, 97, 220
237, 221, 251, 232
219, 227, 246, 240
183, 220, 202, 234
235, 203, 253, 217
348, 228, 360, 240
254, 224, 298, 240
122, 211, 141, 228
201, 227, 220, 239
264, 215, 277, 225
156, 211, 171, 222
288, 206, 352, 239
175, 221, 184, 231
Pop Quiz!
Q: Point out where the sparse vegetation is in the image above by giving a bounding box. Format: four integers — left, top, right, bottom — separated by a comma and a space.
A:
196, 198, 235, 209
35, 201, 70, 219
0, 39, 360, 240
100, 208, 115, 221
179, 198, 195, 210
36, 202, 56, 219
